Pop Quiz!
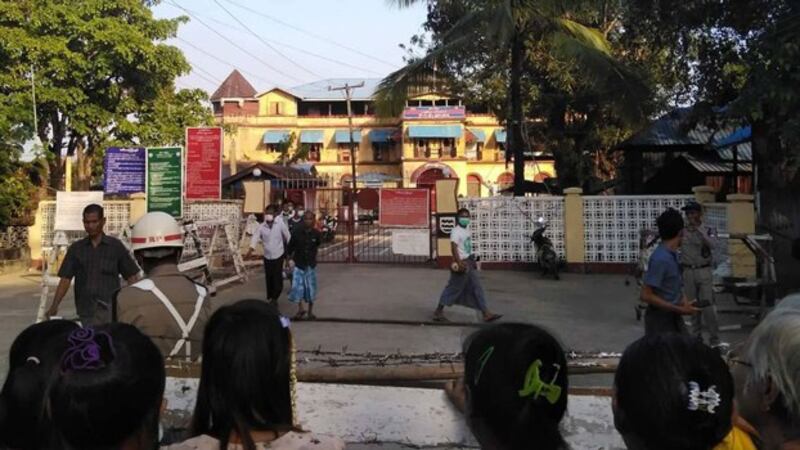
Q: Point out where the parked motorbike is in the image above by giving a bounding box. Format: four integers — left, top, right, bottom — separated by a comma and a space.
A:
321, 214, 338, 243
531, 218, 559, 280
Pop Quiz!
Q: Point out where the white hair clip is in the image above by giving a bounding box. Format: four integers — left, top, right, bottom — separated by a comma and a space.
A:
280, 316, 291, 329
687, 381, 721, 414
26, 356, 41, 365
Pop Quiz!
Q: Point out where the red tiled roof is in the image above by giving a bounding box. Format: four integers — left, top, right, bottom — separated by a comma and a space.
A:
210, 70, 257, 101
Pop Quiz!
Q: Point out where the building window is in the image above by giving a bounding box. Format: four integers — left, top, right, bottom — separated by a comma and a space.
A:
442, 138, 456, 158
267, 144, 280, 152
373, 142, 391, 162
269, 102, 283, 115
415, 139, 429, 158
339, 149, 351, 163
305, 144, 321, 162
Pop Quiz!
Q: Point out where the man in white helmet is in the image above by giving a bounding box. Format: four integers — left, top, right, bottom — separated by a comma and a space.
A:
113, 212, 211, 361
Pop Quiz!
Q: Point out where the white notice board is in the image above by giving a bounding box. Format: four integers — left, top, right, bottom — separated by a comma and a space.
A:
54, 191, 105, 231
391, 229, 430, 256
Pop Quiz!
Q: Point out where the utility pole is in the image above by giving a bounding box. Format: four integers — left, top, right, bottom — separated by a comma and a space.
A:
328, 81, 364, 263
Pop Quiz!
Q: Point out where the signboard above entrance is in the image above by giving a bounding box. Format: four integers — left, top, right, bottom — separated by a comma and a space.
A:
402, 106, 466, 120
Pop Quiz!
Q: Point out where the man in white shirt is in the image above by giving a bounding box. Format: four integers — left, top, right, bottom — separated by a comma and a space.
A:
246, 204, 291, 303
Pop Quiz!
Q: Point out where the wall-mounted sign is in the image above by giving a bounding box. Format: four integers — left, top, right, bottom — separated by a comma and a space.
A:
436, 214, 458, 238
104, 147, 146, 195
379, 189, 429, 227
54, 191, 105, 231
402, 106, 466, 120
185, 127, 222, 200
146, 147, 183, 217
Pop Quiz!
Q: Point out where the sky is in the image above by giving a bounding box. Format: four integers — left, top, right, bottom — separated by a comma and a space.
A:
152, 0, 430, 94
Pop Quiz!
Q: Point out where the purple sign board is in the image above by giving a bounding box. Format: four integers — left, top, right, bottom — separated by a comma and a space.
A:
402, 106, 466, 120
104, 147, 146, 195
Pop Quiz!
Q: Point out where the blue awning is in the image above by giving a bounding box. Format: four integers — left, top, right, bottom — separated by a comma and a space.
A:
714, 126, 751, 148
263, 130, 291, 144
369, 129, 396, 143
334, 129, 361, 144
408, 125, 462, 139
495, 129, 507, 143
467, 128, 486, 143
300, 130, 324, 144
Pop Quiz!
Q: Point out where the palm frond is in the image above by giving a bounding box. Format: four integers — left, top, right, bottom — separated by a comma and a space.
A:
554, 18, 612, 55
548, 31, 650, 125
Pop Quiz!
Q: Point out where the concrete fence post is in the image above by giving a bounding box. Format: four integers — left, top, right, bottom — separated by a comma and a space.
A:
693, 185, 715, 204
129, 193, 147, 225
563, 187, 585, 267
27, 201, 44, 269
727, 194, 756, 278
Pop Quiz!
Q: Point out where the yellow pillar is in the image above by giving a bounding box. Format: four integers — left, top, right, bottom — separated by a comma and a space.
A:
727, 193, 756, 278
692, 185, 715, 204
64, 157, 72, 192
563, 187, 585, 265
129, 193, 147, 225
435, 178, 459, 263
27, 201, 44, 268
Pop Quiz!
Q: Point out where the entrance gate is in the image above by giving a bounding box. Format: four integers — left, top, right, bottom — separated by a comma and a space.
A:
273, 187, 434, 264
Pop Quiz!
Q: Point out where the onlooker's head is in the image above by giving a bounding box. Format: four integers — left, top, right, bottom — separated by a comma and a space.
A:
264, 205, 278, 223
303, 211, 315, 228
732, 311, 800, 448
48, 324, 165, 450
457, 208, 471, 228
657, 208, 684, 242
82, 204, 105, 238
191, 300, 294, 449
682, 201, 703, 226
0, 320, 79, 450
614, 333, 733, 450
462, 323, 568, 450
282, 201, 294, 214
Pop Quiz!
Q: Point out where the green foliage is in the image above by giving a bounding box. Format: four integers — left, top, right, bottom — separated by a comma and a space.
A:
274, 132, 306, 165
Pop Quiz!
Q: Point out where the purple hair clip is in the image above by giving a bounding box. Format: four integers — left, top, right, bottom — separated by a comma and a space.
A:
60, 327, 116, 372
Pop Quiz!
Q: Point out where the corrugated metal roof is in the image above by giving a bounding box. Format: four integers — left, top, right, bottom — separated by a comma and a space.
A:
716, 143, 752, 162
211, 70, 257, 101
408, 125, 462, 139
335, 129, 362, 143
714, 126, 751, 148
619, 108, 716, 148
285, 78, 383, 101
683, 154, 753, 173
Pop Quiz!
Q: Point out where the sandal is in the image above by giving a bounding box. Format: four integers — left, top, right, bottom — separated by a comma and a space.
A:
432, 314, 450, 322
483, 314, 503, 323
307, 313, 317, 321
293, 311, 307, 321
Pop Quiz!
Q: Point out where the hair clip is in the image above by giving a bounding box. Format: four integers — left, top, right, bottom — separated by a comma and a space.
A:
474, 346, 494, 385
61, 327, 116, 372
687, 381, 721, 414
519, 359, 562, 405
280, 316, 291, 329
26, 356, 40, 365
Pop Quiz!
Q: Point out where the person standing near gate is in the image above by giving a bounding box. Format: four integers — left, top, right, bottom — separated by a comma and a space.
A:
114, 211, 211, 361
287, 211, 323, 320
246, 204, 290, 304
433, 208, 502, 323
45, 204, 140, 326
681, 201, 725, 349
640, 208, 700, 335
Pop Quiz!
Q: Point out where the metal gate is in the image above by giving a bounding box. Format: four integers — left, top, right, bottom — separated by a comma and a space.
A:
274, 186, 434, 264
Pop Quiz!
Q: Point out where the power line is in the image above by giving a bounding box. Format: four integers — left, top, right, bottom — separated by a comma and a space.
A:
188, 71, 220, 88
212, 0, 321, 79
190, 64, 223, 84
223, 0, 399, 70
176, 3, 385, 77
167, 0, 306, 85
176, 36, 279, 88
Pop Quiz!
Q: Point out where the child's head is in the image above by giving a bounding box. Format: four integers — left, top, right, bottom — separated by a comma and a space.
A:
48, 324, 165, 449
614, 333, 733, 450
191, 300, 294, 450
462, 323, 568, 450
0, 320, 79, 449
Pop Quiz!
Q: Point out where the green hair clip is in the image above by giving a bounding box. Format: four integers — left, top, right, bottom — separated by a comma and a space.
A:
518, 359, 562, 404
474, 346, 495, 385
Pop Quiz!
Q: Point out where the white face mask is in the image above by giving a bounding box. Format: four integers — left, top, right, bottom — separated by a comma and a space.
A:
297, 210, 305, 217
265, 214, 274, 222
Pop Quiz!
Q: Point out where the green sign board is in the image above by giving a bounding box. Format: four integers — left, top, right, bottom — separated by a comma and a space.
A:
146, 147, 183, 217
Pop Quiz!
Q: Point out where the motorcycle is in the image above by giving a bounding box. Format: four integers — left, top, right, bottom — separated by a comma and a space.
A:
531, 217, 559, 280
321, 214, 338, 243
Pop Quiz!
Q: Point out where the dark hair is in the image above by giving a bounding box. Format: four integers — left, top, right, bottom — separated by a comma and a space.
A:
48, 324, 165, 450
0, 320, 79, 449
82, 204, 104, 218
657, 208, 684, 240
265, 204, 278, 214
614, 333, 733, 450
463, 323, 568, 450
457, 208, 470, 216
191, 300, 294, 450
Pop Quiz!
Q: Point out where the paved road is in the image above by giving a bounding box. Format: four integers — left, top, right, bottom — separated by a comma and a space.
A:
0, 265, 752, 386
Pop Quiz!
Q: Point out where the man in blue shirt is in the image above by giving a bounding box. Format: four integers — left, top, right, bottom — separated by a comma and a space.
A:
640, 209, 700, 335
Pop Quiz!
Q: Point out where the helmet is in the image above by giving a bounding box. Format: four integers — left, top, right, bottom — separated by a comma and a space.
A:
131, 212, 183, 252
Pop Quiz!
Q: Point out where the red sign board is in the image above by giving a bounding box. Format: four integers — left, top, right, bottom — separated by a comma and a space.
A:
379, 189, 429, 227
402, 106, 466, 120
185, 127, 222, 200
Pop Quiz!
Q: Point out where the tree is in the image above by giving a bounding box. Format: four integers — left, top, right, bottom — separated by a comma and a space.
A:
0, 0, 203, 191
377, 0, 649, 194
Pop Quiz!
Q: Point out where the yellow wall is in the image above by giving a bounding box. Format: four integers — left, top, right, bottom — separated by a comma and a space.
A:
258, 90, 298, 117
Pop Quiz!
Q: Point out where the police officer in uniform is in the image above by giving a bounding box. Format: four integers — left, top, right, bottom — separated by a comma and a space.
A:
680, 201, 724, 349
114, 212, 211, 361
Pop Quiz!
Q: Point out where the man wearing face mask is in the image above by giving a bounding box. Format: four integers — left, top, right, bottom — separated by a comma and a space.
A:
280, 200, 295, 224
246, 204, 291, 304
433, 208, 502, 323
288, 205, 305, 234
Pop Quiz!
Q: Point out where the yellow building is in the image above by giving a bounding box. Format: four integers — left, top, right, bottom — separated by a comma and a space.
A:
211, 70, 555, 197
